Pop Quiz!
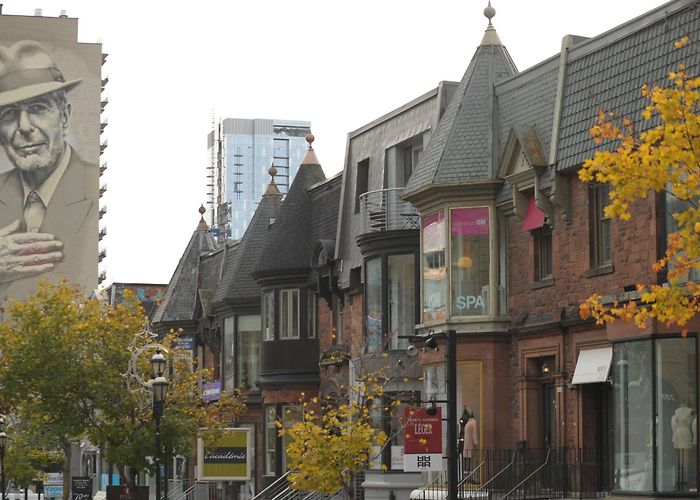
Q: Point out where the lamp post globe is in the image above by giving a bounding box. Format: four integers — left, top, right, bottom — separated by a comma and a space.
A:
152, 376, 169, 405
151, 348, 167, 378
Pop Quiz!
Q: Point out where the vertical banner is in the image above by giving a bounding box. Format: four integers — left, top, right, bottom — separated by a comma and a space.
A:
197, 428, 252, 480
403, 406, 443, 471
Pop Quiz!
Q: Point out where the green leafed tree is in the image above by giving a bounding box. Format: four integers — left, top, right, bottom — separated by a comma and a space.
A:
0, 281, 247, 497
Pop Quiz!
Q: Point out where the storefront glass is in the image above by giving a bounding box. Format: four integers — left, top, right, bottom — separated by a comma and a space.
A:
613, 337, 697, 493
655, 338, 697, 492
450, 207, 490, 317
422, 211, 446, 322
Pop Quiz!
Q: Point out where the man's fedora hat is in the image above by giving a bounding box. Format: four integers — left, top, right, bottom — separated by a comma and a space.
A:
0, 40, 81, 107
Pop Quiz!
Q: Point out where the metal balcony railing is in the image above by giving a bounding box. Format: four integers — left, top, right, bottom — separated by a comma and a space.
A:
359, 188, 420, 234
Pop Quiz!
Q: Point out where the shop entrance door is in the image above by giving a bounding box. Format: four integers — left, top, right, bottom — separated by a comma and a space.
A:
581, 382, 611, 493
542, 383, 556, 448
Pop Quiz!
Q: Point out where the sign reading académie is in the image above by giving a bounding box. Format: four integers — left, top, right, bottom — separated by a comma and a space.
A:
197, 428, 252, 481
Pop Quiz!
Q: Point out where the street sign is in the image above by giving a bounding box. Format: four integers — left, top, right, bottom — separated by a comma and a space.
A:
403, 406, 443, 471
44, 485, 63, 498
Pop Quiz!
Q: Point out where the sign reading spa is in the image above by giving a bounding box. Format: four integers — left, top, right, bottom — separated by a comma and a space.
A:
197, 428, 252, 481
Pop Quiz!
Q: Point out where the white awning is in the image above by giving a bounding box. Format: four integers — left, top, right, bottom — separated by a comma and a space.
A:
572, 347, 613, 385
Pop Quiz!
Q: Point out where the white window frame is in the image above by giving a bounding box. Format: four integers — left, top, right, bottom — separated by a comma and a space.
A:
279, 288, 300, 339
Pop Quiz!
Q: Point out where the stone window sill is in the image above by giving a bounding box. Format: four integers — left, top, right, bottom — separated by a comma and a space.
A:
584, 264, 615, 278
531, 277, 554, 290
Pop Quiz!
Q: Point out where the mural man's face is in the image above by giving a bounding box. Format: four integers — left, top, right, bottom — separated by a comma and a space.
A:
0, 93, 69, 176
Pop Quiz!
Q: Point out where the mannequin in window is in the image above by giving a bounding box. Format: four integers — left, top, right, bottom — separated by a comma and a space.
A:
462, 409, 479, 484
672, 401, 695, 489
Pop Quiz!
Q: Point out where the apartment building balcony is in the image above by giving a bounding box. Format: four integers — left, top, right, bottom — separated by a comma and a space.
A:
359, 187, 420, 235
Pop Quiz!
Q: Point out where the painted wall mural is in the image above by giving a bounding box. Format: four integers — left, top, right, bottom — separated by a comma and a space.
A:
0, 20, 101, 302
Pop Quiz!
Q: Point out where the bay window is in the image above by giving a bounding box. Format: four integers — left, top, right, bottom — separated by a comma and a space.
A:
422, 211, 447, 322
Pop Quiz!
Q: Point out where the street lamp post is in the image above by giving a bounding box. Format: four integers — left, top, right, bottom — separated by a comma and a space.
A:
150, 349, 168, 500
0, 416, 7, 500
410, 331, 458, 500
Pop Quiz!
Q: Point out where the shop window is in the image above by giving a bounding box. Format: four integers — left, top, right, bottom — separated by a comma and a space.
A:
368, 393, 419, 471
279, 289, 300, 339
590, 184, 612, 268
613, 337, 697, 493
222, 315, 235, 391
236, 315, 261, 391
534, 225, 552, 281
262, 291, 275, 341
450, 207, 490, 317
422, 211, 447, 322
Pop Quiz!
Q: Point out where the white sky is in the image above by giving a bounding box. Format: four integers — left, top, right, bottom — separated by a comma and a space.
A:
2, 0, 667, 286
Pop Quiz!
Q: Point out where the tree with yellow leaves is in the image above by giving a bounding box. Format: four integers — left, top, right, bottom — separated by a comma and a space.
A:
281, 352, 418, 499
579, 40, 699, 330
280, 385, 387, 498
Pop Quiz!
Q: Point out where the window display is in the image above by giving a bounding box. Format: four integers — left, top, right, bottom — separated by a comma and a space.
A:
450, 207, 490, 317
613, 337, 697, 493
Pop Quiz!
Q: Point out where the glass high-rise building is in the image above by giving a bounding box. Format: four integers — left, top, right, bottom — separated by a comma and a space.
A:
207, 118, 311, 239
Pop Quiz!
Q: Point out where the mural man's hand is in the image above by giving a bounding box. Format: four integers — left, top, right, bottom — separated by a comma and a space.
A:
0, 220, 64, 283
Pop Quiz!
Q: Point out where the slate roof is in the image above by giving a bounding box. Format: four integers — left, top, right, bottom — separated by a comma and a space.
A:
310, 173, 341, 247
404, 27, 517, 196
253, 147, 341, 277
497, 66, 559, 170
152, 214, 217, 324
212, 178, 283, 304
557, 0, 699, 171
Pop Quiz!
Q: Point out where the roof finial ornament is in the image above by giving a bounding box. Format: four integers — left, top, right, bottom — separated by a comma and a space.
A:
484, 1, 495, 27
269, 163, 277, 182
197, 204, 208, 230
306, 132, 315, 150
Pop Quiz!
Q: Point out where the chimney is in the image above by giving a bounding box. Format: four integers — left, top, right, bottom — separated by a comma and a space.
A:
59, 9, 67, 17
34, 8, 43, 16
0, 5, 4, 15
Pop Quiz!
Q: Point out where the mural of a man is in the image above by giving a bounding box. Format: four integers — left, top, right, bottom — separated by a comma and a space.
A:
0, 40, 98, 300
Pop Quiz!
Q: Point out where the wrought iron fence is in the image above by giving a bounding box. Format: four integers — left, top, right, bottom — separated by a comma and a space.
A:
412, 448, 602, 500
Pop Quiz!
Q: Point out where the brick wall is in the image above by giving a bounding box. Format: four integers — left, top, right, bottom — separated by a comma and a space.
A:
507, 179, 659, 322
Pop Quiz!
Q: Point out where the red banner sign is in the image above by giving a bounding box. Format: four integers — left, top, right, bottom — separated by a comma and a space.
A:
403, 406, 442, 453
